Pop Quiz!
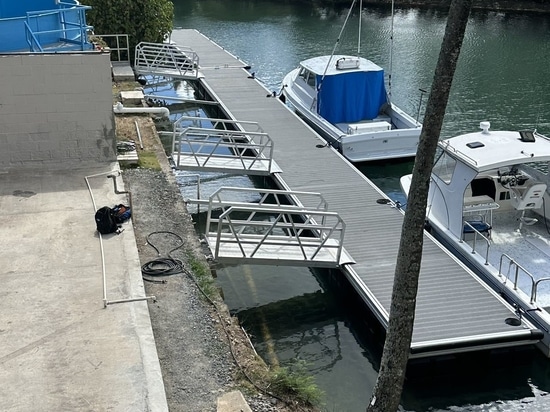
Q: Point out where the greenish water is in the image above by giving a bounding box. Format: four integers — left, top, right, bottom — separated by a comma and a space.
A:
169, 1, 550, 410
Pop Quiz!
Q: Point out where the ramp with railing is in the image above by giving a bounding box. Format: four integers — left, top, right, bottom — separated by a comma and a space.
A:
204, 188, 354, 267
134, 42, 200, 79
169, 117, 280, 175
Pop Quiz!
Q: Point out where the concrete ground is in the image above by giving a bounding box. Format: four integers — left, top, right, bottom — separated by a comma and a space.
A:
0, 164, 167, 411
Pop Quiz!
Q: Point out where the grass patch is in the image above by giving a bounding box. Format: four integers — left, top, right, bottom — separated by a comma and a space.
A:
186, 251, 217, 300
269, 360, 324, 407
137, 150, 161, 170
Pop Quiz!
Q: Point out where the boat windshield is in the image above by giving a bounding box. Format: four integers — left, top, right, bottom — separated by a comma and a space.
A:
433, 147, 457, 184
298, 68, 316, 87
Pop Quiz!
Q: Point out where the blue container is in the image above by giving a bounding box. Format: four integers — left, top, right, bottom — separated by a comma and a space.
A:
0, 0, 92, 52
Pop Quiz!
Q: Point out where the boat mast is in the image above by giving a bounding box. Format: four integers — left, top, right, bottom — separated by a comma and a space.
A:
320, 0, 357, 84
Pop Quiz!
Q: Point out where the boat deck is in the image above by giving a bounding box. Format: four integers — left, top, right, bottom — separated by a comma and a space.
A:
169, 30, 542, 358
469, 209, 550, 308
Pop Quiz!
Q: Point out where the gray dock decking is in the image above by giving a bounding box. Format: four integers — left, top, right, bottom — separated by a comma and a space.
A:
169, 30, 542, 358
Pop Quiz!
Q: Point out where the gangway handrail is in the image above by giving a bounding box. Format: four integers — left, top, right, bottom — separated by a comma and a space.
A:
209, 205, 346, 265
181, 128, 269, 168
172, 127, 275, 173
174, 115, 264, 134
205, 187, 330, 234
134, 42, 200, 79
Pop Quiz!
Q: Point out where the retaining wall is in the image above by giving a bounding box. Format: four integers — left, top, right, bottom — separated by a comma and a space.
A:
0, 51, 116, 170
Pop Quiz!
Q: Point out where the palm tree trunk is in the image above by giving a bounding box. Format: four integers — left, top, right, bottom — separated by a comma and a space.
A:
366, 1, 473, 411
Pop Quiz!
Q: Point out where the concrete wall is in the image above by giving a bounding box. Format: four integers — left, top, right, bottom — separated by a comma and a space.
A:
0, 51, 116, 170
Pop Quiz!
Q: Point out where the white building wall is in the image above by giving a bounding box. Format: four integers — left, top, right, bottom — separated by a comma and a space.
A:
0, 52, 116, 169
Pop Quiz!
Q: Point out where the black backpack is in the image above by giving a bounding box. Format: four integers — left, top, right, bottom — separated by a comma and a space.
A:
95, 206, 119, 234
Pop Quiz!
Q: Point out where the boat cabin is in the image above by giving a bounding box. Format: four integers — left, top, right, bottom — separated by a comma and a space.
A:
428, 123, 550, 239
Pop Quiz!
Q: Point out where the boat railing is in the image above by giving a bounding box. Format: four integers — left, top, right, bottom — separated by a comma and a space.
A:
461, 220, 491, 264
498, 253, 545, 304
439, 140, 478, 166
534, 278, 550, 304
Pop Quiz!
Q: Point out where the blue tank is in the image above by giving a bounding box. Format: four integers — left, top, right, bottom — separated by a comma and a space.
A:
0, 0, 92, 52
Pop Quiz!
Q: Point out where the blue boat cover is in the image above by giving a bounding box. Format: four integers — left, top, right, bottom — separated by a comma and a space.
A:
316, 70, 387, 124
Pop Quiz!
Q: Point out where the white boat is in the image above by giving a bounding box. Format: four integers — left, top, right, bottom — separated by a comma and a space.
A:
281, 55, 422, 163
401, 121, 550, 356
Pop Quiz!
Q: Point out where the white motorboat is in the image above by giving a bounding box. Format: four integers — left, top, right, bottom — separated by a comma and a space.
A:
401, 121, 550, 356
281, 54, 422, 163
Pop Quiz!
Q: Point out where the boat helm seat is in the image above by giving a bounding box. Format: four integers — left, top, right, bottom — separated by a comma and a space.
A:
510, 182, 547, 210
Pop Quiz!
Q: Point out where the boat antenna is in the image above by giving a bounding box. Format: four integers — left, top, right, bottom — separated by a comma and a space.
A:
320, 0, 357, 85
388, 0, 395, 102
357, 0, 362, 56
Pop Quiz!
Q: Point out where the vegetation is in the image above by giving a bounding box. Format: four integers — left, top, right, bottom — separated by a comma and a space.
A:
85, 0, 174, 61
186, 251, 218, 300
136, 151, 161, 170
269, 361, 324, 407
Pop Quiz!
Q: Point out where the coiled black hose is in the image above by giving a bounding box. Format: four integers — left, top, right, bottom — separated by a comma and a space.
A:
141, 231, 185, 281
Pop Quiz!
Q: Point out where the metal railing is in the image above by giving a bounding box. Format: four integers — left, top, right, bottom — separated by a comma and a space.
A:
499, 253, 550, 304
208, 206, 346, 266
84, 170, 155, 307
171, 126, 276, 174
24, 4, 92, 52
204, 187, 329, 225
134, 42, 199, 79
460, 220, 491, 264
95, 34, 130, 62
174, 115, 264, 134
203, 188, 348, 267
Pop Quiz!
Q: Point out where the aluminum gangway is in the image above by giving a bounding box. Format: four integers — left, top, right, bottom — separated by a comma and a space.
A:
134, 42, 200, 79
203, 188, 354, 267
167, 116, 281, 175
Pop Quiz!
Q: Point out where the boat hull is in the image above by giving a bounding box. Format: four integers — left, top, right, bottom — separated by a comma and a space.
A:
426, 220, 550, 357
282, 67, 421, 162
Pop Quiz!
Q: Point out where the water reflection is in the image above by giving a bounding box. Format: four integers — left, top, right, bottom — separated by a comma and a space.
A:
216, 265, 382, 411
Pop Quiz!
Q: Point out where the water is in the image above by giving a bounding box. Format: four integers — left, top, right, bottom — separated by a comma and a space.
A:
169, 1, 550, 410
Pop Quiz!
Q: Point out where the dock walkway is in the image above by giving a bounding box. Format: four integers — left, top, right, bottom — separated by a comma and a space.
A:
169, 30, 542, 358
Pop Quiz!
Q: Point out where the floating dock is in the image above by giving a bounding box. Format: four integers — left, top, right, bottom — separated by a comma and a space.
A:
166, 29, 543, 359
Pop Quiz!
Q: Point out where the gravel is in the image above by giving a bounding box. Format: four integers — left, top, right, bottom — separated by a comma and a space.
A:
123, 167, 313, 412
124, 167, 236, 411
